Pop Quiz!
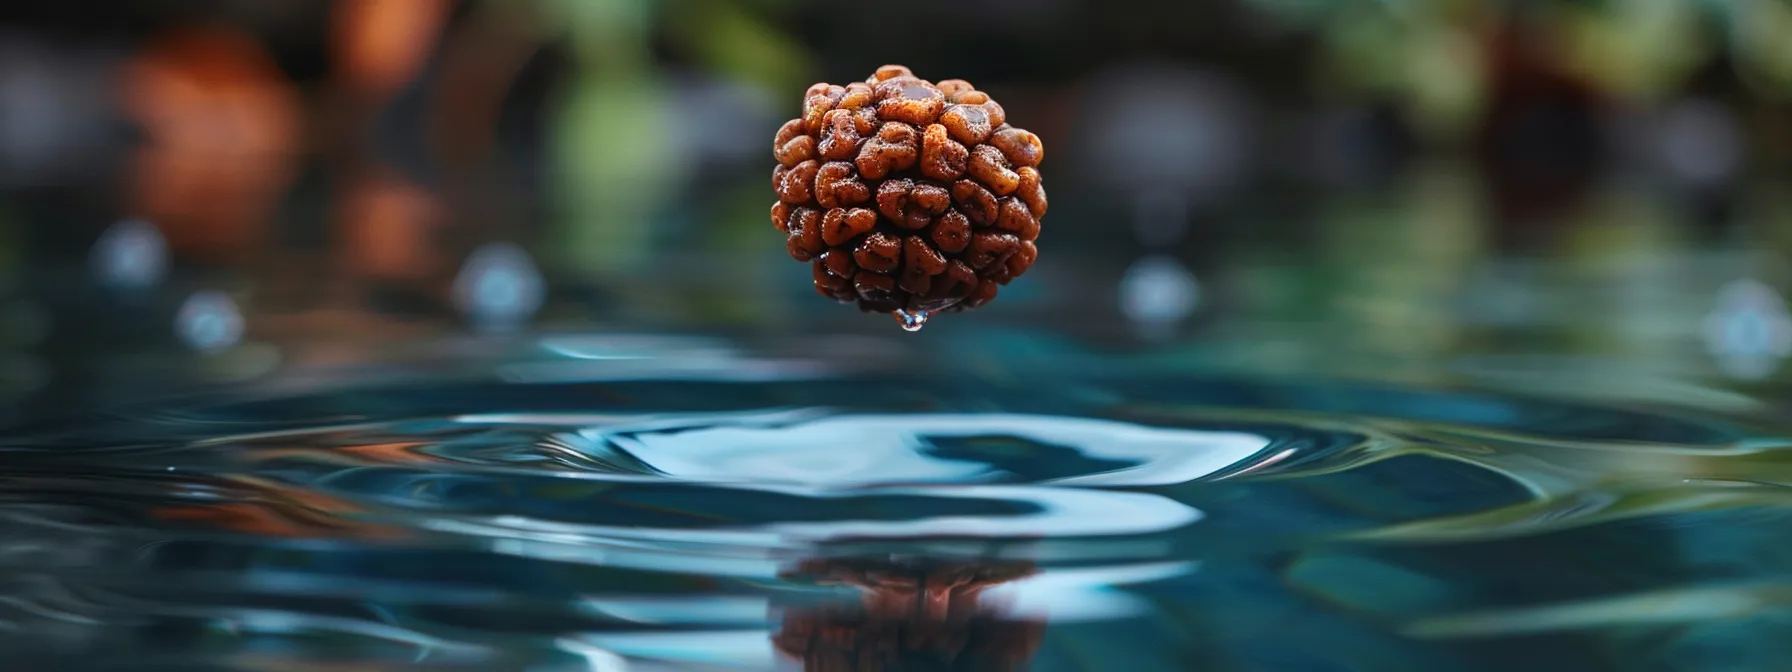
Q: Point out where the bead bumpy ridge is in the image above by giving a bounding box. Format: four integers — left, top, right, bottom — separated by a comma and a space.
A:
772, 64, 1046, 319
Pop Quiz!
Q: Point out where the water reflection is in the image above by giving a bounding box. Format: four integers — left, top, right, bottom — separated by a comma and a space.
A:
0, 355, 1782, 668
581, 411, 1264, 489
773, 558, 1045, 671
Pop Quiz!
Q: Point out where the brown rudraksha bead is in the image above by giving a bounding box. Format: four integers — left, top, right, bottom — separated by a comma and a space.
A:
772, 65, 1045, 326
771, 557, 1045, 671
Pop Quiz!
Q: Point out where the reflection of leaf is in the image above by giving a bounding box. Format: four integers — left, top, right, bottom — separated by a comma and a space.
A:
1339, 486, 1788, 543
1403, 581, 1792, 639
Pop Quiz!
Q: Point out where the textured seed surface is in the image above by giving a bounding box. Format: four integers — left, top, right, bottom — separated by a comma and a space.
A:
785, 207, 825, 261
940, 104, 993, 145
820, 249, 856, 278
904, 235, 947, 275
920, 124, 969, 182
817, 110, 860, 161
989, 127, 1042, 168
814, 162, 868, 209
967, 145, 1019, 195
822, 207, 878, 247
953, 90, 989, 105
875, 79, 946, 126
771, 202, 791, 232
965, 231, 1020, 271
952, 180, 999, 225
771, 65, 1047, 317
929, 211, 972, 254
899, 267, 933, 295
995, 197, 1039, 241
1016, 167, 1047, 218
854, 231, 902, 273
777, 160, 819, 205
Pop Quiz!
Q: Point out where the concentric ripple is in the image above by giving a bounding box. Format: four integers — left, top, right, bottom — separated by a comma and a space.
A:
562, 411, 1270, 488
0, 363, 1788, 670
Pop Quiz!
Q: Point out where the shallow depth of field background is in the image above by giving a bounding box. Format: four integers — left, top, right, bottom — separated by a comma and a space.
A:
2, 0, 1792, 411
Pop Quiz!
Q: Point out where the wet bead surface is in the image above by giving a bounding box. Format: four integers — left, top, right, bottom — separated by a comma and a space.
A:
771, 65, 1046, 326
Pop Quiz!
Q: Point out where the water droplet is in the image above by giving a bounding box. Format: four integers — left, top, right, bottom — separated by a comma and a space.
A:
893, 309, 930, 332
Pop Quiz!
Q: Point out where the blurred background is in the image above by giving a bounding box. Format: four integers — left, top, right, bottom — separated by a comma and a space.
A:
4, 0, 1792, 414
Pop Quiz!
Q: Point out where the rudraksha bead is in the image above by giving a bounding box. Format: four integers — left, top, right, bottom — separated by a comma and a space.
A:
772, 65, 1045, 324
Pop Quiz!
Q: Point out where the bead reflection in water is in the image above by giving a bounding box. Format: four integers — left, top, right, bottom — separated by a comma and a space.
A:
175, 290, 243, 353
1119, 255, 1200, 340
1701, 279, 1792, 379
90, 219, 167, 291
773, 558, 1046, 671
452, 242, 544, 331
546, 411, 1262, 541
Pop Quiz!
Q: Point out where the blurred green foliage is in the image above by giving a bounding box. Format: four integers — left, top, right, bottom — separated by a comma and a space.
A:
528, 0, 809, 281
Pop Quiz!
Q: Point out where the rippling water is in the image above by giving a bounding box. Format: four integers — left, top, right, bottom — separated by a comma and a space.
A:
3, 334, 1790, 671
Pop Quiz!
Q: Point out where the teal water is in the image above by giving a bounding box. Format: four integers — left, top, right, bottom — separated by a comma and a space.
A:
0, 333, 1787, 671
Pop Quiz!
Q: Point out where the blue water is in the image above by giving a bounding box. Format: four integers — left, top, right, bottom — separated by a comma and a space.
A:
1, 333, 1787, 671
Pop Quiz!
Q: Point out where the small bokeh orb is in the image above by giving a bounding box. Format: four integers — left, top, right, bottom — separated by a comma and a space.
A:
175, 290, 244, 354
91, 219, 168, 291
1702, 279, 1792, 380
1119, 255, 1201, 340
452, 242, 545, 331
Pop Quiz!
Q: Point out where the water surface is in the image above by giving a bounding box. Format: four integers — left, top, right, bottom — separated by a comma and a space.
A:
2, 333, 1789, 671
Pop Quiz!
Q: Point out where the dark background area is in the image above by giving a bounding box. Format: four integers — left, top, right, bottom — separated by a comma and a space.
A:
0, 0, 1790, 413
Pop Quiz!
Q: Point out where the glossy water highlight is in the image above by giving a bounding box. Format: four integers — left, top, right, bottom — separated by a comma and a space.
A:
0, 345, 1788, 670
893, 309, 931, 332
